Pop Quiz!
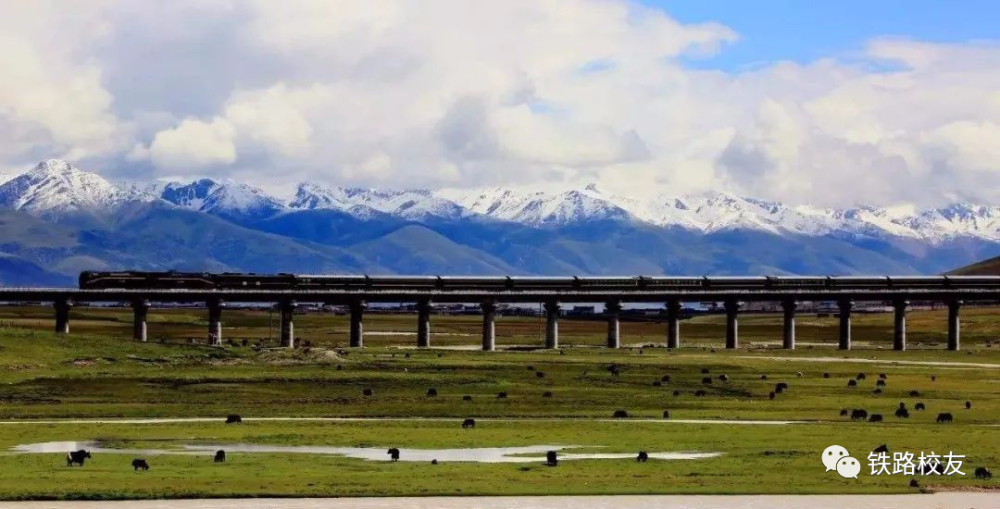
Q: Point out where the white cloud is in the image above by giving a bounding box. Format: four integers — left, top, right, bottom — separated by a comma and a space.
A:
148, 118, 237, 171
2, 1, 1000, 207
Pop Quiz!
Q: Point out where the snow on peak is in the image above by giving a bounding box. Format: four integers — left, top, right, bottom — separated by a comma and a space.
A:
159, 178, 284, 217
0, 159, 152, 215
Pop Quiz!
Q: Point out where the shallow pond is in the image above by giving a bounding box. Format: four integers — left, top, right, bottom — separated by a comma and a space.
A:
11, 441, 721, 463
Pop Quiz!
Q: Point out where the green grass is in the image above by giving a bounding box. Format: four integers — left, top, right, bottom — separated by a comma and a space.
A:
0, 306, 997, 498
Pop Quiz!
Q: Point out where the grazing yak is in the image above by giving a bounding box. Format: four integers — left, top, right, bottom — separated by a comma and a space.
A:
915, 402, 926, 411
909, 479, 919, 488
760, 374, 768, 380
363, 389, 374, 396
823, 373, 830, 379
462, 395, 473, 402
872, 444, 889, 454
608, 364, 620, 378
527, 365, 535, 371
387, 448, 400, 461
769, 391, 776, 400
876, 379, 886, 387
497, 392, 508, 399
653, 381, 662, 387
661, 375, 671, 383
702, 377, 713, 385
873, 388, 883, 395
673, 390, 681, 396
543, 391, 553, 398
936, 412, 954, 423
856, 373, 866, 381
613, 410, 629, 418
662, 410, 670, 419
536, 371, 545, 379
966, 401, 972, 409
718, 374, 729, 382
839, 409, 849, 417
546, 451, 558, 466
462, 418, 476, 429
869, 414, 884, 422
974, 467, 993, 479
431, 459, 438, 465
214, 450, 226, 463
796, 371, 803, 378
66, 450, 91, 467
918, 462, 944, 475
909, 390, 920, 397
225, 414, 242, 424
132, 459, 150, 472
895, 407, 910, 418
848, 379, 858, 387
426, 388, 438, 397
637, 451, 649, 462
879, 373, 887, 379
775, 382, 788, 393
694, 390, 707, 397
850, 409, 869, 421
931, 375, 936, 381
701, 368, 710, 374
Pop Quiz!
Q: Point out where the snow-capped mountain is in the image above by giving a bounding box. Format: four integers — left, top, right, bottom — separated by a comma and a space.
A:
0, 159, 154, 216
158, 178, 284, 220
1, 159, 999, 282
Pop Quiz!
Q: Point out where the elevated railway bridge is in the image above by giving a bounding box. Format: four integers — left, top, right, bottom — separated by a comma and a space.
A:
3, 272, 1000, 351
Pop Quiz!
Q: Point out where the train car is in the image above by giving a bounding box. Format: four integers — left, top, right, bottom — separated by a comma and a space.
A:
638, 277, 704, 289
943, 275, 1000, 287
79, 271, 217, 290
213, 273, 298, 289
438, 276, 512, 290
827, 276, 890, 289
574, 277, 641, 290
295, 275, 370, 290
703, 276, 769, 288
766, 276, 830, 289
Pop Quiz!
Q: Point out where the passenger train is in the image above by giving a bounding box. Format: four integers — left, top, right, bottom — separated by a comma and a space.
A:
78, 271, 1000, 291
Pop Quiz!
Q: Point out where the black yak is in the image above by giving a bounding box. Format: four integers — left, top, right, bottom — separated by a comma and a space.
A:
872, 444, 889, 454
873, 388, 883, 395
775, 382, 788, 392
701, 368, 710, 374
546, 450, 558, 466
895, 407, 909, 418
66, 450, 91, 467
869, 414, 883, 422
769, 391, 776, 400
848, 379, 858, 387
974, 467, 993, 479
915, 402, 926, 411
839, 409, 849, 416
876, 379, 886, 387
823, 373, 830, 379
661, 375, 671, 383
132, 459, 150, 472
426, 388, 438, 397
653, 381, 661, 387
225, 414, 242, 424
965, 401, 972, 409
850, 409, 868, 421
637, 451, 649, 462
662, 410, 670, 419
463, 395, 473, 401
462, 418, 476, 429
760, 374, 768, 380
879, 373, 887, 379
702, 377, 713, 385
718, 374, 729, 382
613, 409, 629, 418
497, 392, 507, 399
673, 390, 681, 396
856, 373, 866, 381
695, 390, 707, 397
214, 450, 226, 463
543, 391, 553, 398
363, 389, 374, 396
936, 412, 954, 423
387, 448, 400, 461
536, 371, 545, 379
909, 390, 920, 397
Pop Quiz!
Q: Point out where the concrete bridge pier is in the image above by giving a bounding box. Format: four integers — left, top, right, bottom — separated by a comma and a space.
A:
948, 300, 961, 351
280, 300, 297, 348
838, 299, 853, 350
893, 300, 908, 351
605, 300, 622, 348
782, 300, 796, 349
207, 298, 224, 346
132, 299, 150, 342
666, 299, 681, 349
54, 298, 72, 334
349, 300, 366, 348
481, 301, 497, 351
416, 299, 432, 348
544, 301, 560, 349
725, 300, 740, 349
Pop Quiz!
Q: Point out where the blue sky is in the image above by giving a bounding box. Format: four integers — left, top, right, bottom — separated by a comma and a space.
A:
648, 0, 1000, 70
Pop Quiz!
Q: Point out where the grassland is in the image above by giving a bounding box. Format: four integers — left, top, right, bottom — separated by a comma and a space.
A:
0, 305, 997, 499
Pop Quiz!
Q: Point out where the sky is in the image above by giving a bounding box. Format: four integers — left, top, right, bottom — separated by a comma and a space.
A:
1, 0, 1000, 207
